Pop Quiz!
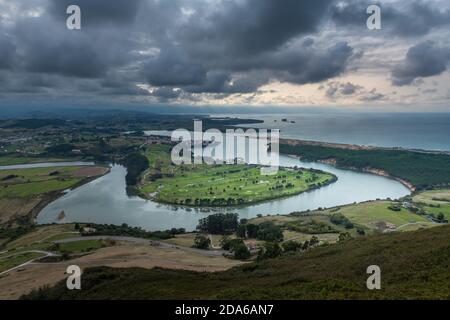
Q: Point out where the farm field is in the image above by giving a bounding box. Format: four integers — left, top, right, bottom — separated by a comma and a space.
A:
327, 201, 429, 232
0, 224, 246, 299
0, 166, 108, 198
0, 251, 44, 273
412, 189, 450, 220
246, 196, 441, 239
56, 239, 110, 254
0, 156, 77, 166
140, 145, 336, 206
0, 164, 108, 226
282, 230, 339, 244
308, 201, 431, 233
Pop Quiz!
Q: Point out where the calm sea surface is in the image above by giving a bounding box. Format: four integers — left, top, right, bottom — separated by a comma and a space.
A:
234, 113, 450, 151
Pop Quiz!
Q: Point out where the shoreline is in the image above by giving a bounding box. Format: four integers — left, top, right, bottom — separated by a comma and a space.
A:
279, 137, 450, 156
29, 167, 111, 225
286, 154, 415, 192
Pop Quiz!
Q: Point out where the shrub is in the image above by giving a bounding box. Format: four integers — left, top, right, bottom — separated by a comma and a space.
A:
258, 242, 282, 260
233, 243, 251, 260
256, 222, 283, 242
193, 234, 211, 250
388, 205, 402, 212
338, 232, 353, 242
197, 213, 239, 234
282, 240, 302, 252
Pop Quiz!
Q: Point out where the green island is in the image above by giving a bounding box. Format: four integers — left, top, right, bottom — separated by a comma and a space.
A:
138, 144, 337, 206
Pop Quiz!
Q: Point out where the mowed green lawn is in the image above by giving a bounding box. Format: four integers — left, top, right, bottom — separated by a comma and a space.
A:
140, 144, 335, 206
325, 201, 429, 231
0, 166, 83, 198
141, 165, 334, 206
413, 189, 450, 220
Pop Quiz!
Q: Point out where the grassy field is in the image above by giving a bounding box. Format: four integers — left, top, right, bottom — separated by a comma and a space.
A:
4, 224, 77, 250
0, 164, 107, 226
165, 233, 242, 248
413, 189, 450, 220
321, 201, 430, 232
282, 230, 339, 243
0, 224, 80, 273
247, 196, 440, 238
0, 224, 109, 275
0, 156, 75, 166
140, 145, 336, 206
0, 224, 247, 299
24, 224, 450, 300
0, 252, 44, 273
56, 240, 108, 254
164, 233, 198, 247
244, 213, 357, 246
0, 166, 88, 198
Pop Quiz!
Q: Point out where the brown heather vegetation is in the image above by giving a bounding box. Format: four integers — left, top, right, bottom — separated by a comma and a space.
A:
24, 224, 450, 300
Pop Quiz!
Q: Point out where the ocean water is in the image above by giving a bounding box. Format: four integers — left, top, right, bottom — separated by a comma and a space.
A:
234, 113, 450, 151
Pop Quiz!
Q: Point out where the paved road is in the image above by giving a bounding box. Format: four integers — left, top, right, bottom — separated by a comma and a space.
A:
54, 235, 227, 257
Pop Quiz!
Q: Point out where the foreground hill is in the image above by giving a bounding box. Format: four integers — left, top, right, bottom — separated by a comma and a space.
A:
24, 225, 450, 300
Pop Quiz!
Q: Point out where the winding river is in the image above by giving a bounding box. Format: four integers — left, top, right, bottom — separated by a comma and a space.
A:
27, 155, 410, 231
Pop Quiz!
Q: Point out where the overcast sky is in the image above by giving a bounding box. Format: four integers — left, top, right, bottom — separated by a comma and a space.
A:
1, 0, 450, 111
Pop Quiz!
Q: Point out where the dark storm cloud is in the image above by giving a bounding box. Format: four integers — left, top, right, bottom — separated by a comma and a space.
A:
281, 42, 354, 84
144, 47, 207, 87
47, 0, 144, 26
187, 0, 334, 55
0, 34, 16, 70
24, 37, 108, 78
331, 0, 450, 37
152, 87, 182, 99
392, 41, 450, 86
322, 81, 386, 101
5, 0, 448, 105
0, 0, 358, 102
12, 12, 136, 79
139, 0, 357, 97
143, 39, 356, 97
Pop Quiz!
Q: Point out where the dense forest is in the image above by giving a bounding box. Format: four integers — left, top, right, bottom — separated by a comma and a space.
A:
81, 223, 185, 240
122, 153, 149, 186
280, 144, 450, 190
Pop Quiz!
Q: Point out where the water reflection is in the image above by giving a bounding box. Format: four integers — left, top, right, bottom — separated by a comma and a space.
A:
37, 155, 410, 231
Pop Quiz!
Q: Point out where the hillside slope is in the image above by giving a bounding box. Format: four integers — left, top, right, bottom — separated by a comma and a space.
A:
24, 225, 450, 300
280, 143, 450, 190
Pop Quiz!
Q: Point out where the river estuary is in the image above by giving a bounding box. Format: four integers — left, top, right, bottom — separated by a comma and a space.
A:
23, 155, 411, 231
